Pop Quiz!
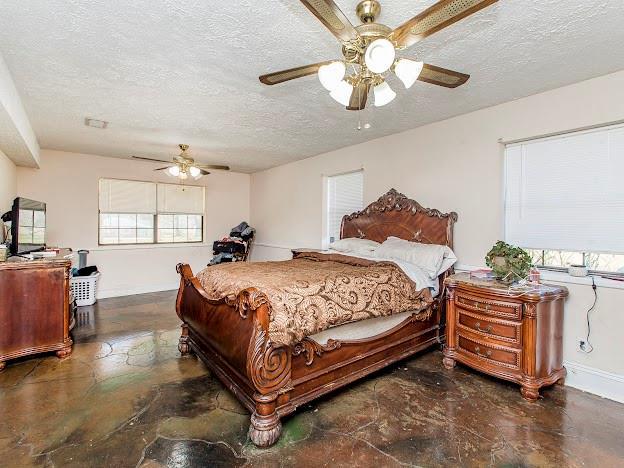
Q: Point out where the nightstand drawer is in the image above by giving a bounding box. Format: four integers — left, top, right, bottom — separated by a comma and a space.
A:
456, 293, 522, 321
458, 335, 521, 370
457, 309, 521, 346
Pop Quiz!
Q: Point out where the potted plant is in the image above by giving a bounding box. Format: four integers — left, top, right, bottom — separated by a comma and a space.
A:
485, 241, 532, 284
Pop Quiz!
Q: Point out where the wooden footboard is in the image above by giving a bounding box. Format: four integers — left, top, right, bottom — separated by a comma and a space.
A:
175, 262, 444, 448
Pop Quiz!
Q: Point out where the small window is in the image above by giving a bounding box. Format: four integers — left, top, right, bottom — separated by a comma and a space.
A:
527, 249, 624, 274
99, 213, 155, 245
157, 214, 203, 243
326, 170, 364, 246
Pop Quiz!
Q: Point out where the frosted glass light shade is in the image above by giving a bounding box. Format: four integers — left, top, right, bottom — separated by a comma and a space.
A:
179, 171, 188, 180
167, 166, 180, 177
330, 80, 353, 106
318, 61, 346, 91
189, 166, 201, 178
373, 82, 396, 107
364, 39, 396, 74
394, 59, 424, 89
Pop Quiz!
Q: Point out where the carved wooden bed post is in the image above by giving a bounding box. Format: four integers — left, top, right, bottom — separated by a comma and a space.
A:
242, 294, 292, 447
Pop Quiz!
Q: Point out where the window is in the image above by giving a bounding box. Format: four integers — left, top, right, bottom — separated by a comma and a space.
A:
98, 179, 204, 245
326, 170, 364, 245
504, 123, 624, 274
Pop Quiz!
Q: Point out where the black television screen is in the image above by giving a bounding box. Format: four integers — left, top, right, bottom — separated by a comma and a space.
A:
10, 197, 46, 255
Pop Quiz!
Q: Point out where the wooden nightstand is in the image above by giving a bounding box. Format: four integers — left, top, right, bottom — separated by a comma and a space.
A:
442, 273, 568, 401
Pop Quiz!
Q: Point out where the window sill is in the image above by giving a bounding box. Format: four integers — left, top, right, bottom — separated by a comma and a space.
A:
455, 263, 624, 291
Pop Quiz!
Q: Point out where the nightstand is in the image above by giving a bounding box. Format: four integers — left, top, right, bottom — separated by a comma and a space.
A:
442, 273, 568, 401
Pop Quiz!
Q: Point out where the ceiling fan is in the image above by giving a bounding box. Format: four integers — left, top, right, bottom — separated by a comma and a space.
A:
259, 0, 498, 110
132, 144, 230, 181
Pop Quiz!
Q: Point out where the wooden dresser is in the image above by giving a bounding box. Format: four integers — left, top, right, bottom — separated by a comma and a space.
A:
442, 273, 568, 401
0, 251, 75, 370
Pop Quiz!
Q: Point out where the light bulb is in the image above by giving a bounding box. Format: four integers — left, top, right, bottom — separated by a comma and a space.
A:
167, 166, 180, 177
364, 39, 396, 74
179, 171, 188, 180
373, 81, 396, 107
329, 80, 353, 106
189, 166, 201, 178
394, 59, 424, 89
318, 61, 345, 91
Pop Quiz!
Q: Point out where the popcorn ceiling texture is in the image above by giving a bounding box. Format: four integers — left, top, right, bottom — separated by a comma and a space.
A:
0, 0, 623, 172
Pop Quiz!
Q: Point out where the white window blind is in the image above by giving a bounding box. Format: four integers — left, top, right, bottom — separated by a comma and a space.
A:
504, 124, 624, 254
326, 170, 364, 244
157, 184, 204, 214
99, 179, 156, 214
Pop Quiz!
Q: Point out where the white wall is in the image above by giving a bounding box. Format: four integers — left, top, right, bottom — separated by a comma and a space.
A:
250, 70, 624, 402
0, 149, 16, 214
17, 149, 250, 298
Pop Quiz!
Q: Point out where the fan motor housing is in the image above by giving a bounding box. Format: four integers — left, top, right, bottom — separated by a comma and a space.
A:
356, 0, 381, 23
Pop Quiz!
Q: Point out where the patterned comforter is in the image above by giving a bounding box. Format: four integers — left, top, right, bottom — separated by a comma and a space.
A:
196, 252, 433, 346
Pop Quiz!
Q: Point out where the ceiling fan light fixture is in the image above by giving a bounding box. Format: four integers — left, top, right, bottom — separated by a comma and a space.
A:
329, 80, 353, 106
318, 61, 346, 91
179, 171, 188, 180
189, 166, 202, 178
373, 81, 396, 107
167, 166, 180, 177
364, 39, 396, 74
394, 59, 424, 89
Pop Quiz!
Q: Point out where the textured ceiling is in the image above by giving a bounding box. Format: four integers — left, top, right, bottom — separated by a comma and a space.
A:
1, 0, 624, 173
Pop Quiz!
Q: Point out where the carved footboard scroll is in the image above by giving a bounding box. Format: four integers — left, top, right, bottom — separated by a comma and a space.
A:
175, 263, 292, 447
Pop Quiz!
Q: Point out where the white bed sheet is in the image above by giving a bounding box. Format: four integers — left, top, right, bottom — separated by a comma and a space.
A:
304, 250, 441, 345
328, 250, 440, 296
310, 309, 415, 345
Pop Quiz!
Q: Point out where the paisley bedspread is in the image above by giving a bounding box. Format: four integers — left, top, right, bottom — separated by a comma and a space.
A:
196, 252, 433, 346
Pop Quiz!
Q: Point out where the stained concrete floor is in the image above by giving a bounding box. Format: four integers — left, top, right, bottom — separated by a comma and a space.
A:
1, 291, 623, 467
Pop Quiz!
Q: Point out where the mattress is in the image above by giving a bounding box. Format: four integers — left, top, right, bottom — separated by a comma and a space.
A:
309, 309, 415, 345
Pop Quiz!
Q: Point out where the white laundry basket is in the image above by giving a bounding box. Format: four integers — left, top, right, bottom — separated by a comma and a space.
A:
70, 273, 100, 306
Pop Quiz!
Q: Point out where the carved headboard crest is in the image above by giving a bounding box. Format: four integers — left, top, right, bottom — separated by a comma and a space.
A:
340, 189, 458, 248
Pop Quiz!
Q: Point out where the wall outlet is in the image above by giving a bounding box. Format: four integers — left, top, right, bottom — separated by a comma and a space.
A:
578, 337, 592, 353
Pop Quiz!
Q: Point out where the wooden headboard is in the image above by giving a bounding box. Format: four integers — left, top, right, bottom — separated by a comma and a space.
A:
341, 189, 458, 249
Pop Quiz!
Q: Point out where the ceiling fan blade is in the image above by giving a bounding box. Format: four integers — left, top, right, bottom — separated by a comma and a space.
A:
132, 155, 173, 164
418, 63, 470, 88
196, 164, 230, 171
259, 61, 332, 85
346, 82, 370, 111
153, 167, 172, 171
299, 0, 360, 43
199, 169, 211, 176
390, 0, 498, 48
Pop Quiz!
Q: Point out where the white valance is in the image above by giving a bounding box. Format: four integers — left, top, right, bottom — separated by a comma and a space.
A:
99, 179, 157, 214
157, 183, 205, 214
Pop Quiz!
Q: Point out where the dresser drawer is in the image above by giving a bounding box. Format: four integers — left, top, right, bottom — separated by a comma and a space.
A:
457, 309, 521, 346
457, 335, 521, 370
455, 292, 522, 321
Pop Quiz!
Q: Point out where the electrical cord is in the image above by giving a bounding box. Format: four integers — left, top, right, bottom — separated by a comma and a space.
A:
579, 276, 597, 353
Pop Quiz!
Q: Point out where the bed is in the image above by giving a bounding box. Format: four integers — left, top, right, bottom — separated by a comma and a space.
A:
175, 189, 457, 447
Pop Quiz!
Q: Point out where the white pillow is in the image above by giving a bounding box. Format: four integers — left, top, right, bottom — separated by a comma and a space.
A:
329, 238, 380, 254
374, 237, 457, 279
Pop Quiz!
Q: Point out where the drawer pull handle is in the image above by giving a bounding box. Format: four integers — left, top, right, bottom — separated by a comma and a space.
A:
475, 322, 493, 333
473, 301, 490, 311
474, 346, 492, 358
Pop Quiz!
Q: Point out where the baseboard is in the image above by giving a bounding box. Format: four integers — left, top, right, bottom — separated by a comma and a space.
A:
97, 282, 178, 299
563, 360, 624, 403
